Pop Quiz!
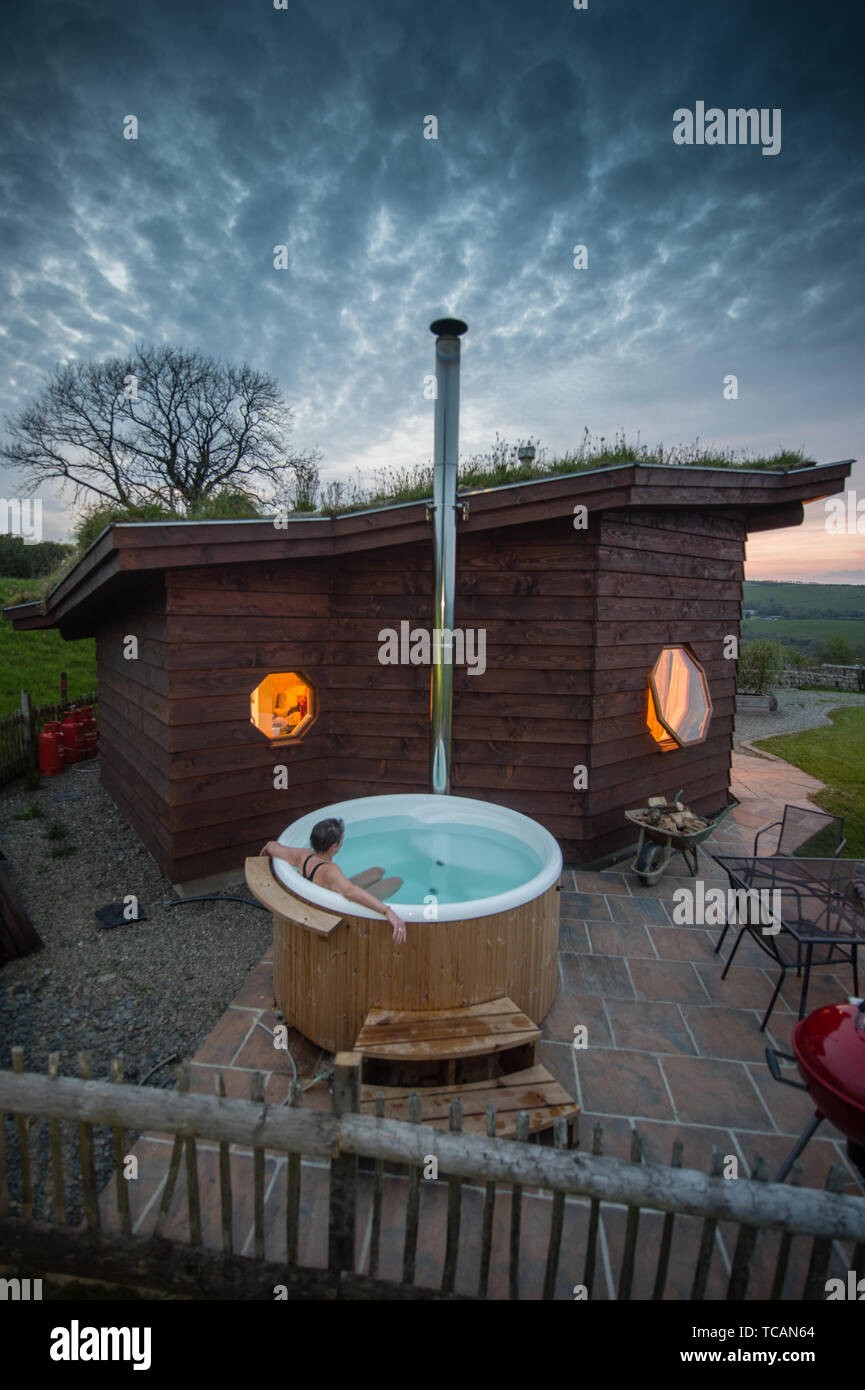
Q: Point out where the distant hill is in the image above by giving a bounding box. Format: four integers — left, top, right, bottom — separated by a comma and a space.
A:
742, 581, 865, 620
741, 582, 865, 663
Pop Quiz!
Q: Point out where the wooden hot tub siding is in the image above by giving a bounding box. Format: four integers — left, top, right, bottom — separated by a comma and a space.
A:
271, 883, 561, 1054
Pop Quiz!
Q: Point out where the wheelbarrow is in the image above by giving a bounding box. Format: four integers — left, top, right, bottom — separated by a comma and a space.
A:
625, 791, 740, 886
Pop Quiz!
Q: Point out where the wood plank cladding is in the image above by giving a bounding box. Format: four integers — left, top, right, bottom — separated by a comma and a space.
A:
10, 463, 850, 883
93, 504, 749, 879
579, 508, 745, 863
161, 559, 331, 882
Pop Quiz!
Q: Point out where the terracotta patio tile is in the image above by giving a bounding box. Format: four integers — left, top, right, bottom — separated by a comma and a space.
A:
629, 959, 709, 1004
559, 953, 634, 999
681, 1003, 772, 1063
607, 896, 671, 927
730, 1129, 858, 1192
100, 1137, 179, 1235
233, 1010, 323, 1073
157, 1144, 281, 1252
299, 1078, 333, 1112
601, 1205, 729, 1301
604, 1117, 736, 1172
541, 990, 612, 1046
776, 971, 856, 1015
604, 998, 696, 1056
586, 920, 656, 957
191, 1007, 256, 1066
263, 1157, 341, 1268
188, 1061, 291, 1105
359, 1170, 447, 1289
694, 961, 790, 1012
572, 1111, 635, 1157
539, 1039, 578, 1098
574, 1048, 674, 1121
558, 920, 590, 953
573, 870, 630, 896
648, 925, 718, 962
716, 1219, 852, 1301
711, 929, 782, 969
743, 1061, 823, 1136
660, 1055, 771, 1128
559, 892, 611, 921
231, 960, 275, 1010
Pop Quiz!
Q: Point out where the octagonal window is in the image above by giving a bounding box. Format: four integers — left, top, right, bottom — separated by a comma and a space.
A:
647, 646, 712, 751
250, 672, 317, 742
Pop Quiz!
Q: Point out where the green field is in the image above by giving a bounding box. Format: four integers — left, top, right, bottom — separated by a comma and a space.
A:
753, 706, 865, 858
741, 617, 865, 659
0, 577, 97, 711
742, 580, 865, 619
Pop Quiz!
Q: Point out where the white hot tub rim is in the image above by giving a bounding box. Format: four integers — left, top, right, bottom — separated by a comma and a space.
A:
271, 793, 563, 923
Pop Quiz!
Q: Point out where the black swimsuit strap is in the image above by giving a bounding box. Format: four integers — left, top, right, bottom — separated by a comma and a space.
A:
302, 853, 324, 881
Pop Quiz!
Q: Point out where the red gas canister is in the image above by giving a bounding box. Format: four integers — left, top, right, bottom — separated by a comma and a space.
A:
60, 708, 85, 764
39, 721, 64, 776
80, 705, 98, 759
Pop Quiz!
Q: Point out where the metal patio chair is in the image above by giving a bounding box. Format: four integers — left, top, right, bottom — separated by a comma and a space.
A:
713, 805, 845, 956
713, 855, 864, 1030
753, 804, 846, 859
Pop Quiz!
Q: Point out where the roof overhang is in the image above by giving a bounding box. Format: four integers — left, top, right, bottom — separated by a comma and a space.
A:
4, 458, 854, 635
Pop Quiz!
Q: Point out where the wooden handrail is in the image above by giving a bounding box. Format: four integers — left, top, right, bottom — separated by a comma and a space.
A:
244, 856, 344, 937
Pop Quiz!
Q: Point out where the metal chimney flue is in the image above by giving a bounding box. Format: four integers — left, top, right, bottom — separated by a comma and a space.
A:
429, 316, 468, 795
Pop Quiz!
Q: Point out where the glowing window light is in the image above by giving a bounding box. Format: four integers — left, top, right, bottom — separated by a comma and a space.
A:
250, 671, 316, 741
647, 647, 712, 750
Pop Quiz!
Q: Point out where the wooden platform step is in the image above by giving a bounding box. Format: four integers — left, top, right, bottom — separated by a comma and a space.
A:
359, 1064, 580, 1142
354, 997, 541, 1063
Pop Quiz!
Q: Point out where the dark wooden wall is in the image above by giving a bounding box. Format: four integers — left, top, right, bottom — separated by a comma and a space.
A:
94, 507, 743, 883
451, 516, 592, 857
582, 507, 743, 862
96, 582, 172, 873
326, 545, 431, 803
163, 561, 331, 884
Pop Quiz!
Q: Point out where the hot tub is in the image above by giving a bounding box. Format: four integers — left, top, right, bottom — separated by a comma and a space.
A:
247, 794, 563, 1053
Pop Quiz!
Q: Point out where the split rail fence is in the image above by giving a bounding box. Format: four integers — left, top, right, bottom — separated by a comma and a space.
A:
0, 690, 98, 787
1, 1051, 864, 1301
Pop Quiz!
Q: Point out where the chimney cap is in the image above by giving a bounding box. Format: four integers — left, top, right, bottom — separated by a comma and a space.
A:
430, 317, 468, 337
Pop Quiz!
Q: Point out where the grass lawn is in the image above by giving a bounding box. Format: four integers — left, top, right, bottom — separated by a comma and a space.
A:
0, 577, 97, 712
753, 706, 865, 858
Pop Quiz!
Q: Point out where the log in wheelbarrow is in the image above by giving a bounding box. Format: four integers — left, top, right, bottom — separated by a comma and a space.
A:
625, 792, 740, 886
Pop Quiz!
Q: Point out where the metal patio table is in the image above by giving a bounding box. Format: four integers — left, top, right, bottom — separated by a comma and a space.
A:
711, 855, 865, 1030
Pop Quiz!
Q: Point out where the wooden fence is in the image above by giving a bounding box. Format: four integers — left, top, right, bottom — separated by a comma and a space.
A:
1, 1050, 864, 1300
0, 690, 97, 787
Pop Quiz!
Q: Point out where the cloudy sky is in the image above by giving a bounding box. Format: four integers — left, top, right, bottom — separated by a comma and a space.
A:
1, 0, 863, 579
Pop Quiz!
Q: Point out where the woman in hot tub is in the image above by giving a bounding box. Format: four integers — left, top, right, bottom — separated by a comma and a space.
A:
261, 816, 407, 943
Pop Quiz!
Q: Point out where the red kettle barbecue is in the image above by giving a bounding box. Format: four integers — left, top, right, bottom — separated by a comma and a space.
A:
766, 998, 865, 1183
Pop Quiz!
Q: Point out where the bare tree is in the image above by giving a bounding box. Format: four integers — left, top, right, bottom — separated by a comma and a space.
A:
1, 344, 319, 510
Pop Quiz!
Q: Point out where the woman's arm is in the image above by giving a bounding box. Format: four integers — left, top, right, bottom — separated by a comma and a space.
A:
320, 866, 407, 943
260, 841, 301, 866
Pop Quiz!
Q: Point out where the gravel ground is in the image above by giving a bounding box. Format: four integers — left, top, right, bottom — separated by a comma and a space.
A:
1, 762, 273, 1222
734, 688, 865, 750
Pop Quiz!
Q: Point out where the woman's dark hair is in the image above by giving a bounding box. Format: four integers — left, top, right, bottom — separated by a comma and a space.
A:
310, 818, 344, 853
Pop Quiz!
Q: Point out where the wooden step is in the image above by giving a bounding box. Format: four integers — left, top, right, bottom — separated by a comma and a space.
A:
354, 996, 541, 1063
359, 1064, 580, 1141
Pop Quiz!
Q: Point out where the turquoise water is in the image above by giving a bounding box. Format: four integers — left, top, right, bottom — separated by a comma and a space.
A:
333, 815, 542, 905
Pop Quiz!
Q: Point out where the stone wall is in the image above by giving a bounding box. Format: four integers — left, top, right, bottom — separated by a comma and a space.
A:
777, 665, 864, 691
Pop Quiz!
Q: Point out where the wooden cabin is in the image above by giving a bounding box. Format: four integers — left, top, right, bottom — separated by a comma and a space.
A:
4, 460, 852, 891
